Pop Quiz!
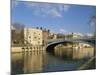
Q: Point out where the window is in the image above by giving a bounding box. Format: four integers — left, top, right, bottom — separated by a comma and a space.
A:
34, 37, 37, 39
38, 41, 40, 44
29, 36, 31, 38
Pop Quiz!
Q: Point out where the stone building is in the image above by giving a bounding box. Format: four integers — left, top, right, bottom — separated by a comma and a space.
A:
42, 29, 50, 46
24, 27, 49, 46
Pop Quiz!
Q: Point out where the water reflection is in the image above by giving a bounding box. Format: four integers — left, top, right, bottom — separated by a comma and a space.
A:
11, 53, 24, 74
12, 50, 44, 74
23, 50, 43, 73
54, 47, 94, 60
11, 47, 95, 74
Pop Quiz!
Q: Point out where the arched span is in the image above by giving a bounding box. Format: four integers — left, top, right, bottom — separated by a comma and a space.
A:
46, 39, 95, 53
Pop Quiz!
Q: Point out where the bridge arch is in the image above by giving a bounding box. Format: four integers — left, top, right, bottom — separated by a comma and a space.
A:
46, 39, 95, 53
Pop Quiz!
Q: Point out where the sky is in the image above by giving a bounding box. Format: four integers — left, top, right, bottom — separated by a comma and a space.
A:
11, 0, 96, 34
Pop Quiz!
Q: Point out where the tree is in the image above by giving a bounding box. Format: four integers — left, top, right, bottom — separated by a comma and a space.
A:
66, 33, 73, 39
89, 16, 96, 38
11, 23, 25, 45
57, 33, 65, 39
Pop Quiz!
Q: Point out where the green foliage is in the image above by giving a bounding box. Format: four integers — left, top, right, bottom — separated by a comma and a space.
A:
57, 33, 65, 39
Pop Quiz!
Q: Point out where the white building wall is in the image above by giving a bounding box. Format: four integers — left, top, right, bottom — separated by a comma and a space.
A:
24, 28, 43, 45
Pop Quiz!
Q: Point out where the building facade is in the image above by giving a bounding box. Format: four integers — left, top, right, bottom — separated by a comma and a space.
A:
24, 27, 49, 46
42, 29, 50, 46
24, 28, 43, 45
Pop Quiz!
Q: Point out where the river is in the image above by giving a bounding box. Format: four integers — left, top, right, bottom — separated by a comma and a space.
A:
11, 47, 95, 74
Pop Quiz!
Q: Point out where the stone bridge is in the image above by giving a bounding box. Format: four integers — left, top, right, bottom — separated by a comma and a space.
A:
46, 38, 95, 53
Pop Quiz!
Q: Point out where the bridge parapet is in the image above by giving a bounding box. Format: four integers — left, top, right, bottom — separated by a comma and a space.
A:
47, 38, 95, 44
47, 38, 95, 49
46, 38, 95, 53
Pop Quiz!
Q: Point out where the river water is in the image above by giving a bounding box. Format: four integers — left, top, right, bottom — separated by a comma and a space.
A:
11, 48, 94, 74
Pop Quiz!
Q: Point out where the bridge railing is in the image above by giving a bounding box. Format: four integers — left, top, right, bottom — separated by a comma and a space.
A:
47, 37, 95, 46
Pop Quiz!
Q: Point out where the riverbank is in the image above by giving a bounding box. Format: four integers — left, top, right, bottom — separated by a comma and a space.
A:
78, 56, 96, 70
11, 47, 22, 53
11, 46, 45, 53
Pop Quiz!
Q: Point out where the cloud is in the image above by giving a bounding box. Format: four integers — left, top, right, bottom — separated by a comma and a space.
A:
25, 2, 71, 17
44, 7, 62, 17
59, 28, 67, 33
11, 1, 71, 17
